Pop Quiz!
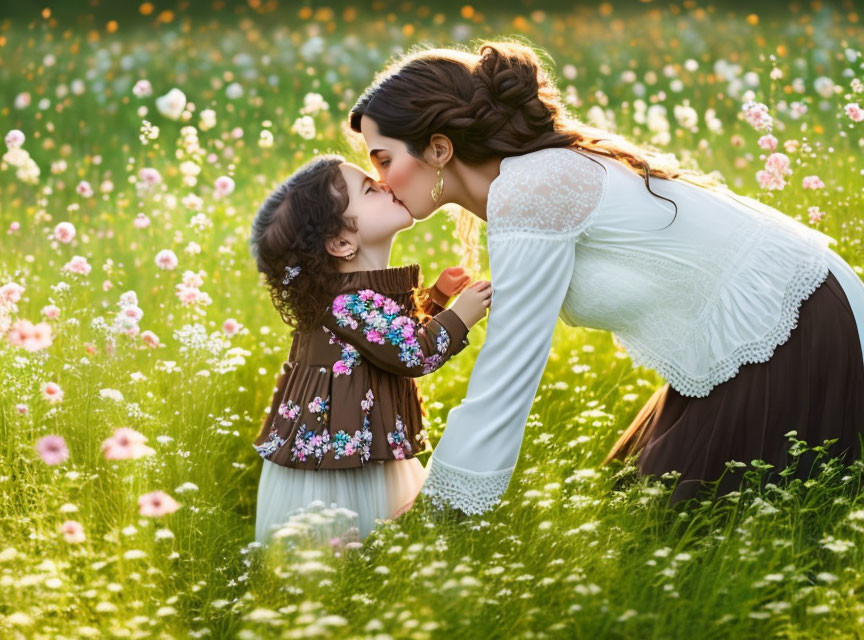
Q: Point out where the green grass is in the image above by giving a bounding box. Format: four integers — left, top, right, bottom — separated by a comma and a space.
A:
2, 1, 864, 637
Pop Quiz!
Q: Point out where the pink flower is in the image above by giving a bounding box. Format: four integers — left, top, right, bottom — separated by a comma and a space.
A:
140, 330, 160, 348
764, 152, 790, 174
0, 282, 24, 306
757, 134, 778, 151
134, 213, 151, 229
138, 167, 162, 188
36, 434, 69, 465
365, 329, 383, 344
59, 520, 85, 543
53, 221, 76, 243
9, 221, 20, 232
213, 175, 235, 198
154, 249, 178, 270
181, 270, 204, 288
76, 181, 93, 198
63, 255, 92, 275
132, 79, 152, 98
101, 427, 156, 460
802, 175, 824, 190
808, 206, 826, 223
15, 403, 28, 415
6, 319, 53, 351
42, 382, 63, 404
845, 102, 864, 123
783, 139, 800, 153
138, 490, 181, 517
5, 129, 25, 148
222, 318, 241, 336
41, 304, 61, 319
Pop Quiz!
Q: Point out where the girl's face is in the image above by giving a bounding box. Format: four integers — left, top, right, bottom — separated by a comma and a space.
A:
338, 163, 414, 246
359, 115, 440, 221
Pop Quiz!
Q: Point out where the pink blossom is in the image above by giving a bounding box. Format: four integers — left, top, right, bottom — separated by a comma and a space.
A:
15, 403, 28, 415
132, 79, 153, 98
138, 490, 181, 517
134, 213, 151, 229
9, 221, 20, 232
845, 102, 864, 123
756, 170, 785, 190
154, 249, 178, 270
41, 304, 61, 319
757, 135, 778, 151
101, 427, 156, 460
36, 434, 69, 465
138, 167, 162, 188
741, 101, 773, 131
802, 175, 824, 190
5, 129, 25, 148
7, 319, 53, 351
59, 520, 85, 543
181, 270, 204, 288
53, 221, 76, 244
41, 381, 63, 403
140, 330, 160, 348
63, 255, 92, 275
0, 282, 24, 306
783, 139, 800, 153
76, 181, 93, 198
214, 175, 235, 197
365, 329, 383, 344
764, 152, 790, 174
222, 318, 241, 336
808, 206, 826, 223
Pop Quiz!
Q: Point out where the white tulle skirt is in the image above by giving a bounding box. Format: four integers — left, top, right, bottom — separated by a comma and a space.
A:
255, 457, 428, 544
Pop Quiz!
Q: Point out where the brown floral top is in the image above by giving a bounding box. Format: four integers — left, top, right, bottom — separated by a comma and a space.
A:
251, 264, 471, 470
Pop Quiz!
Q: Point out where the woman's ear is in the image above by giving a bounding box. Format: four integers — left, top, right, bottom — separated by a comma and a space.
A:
425, 133, 453, 167
324, 235, 357, 259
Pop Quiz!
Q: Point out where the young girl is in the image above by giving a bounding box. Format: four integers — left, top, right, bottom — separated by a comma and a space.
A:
248, 153, 492, 543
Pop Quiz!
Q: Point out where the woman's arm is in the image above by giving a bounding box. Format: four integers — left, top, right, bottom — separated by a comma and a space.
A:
419, 233, 577, 514
419, 147, 606, 515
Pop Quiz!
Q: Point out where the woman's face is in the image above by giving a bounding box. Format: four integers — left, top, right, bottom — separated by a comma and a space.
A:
359, 115, 440, 221
338, 162, 414, 246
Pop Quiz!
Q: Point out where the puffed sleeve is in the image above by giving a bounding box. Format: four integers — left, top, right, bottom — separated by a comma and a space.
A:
415, 283, 451, 320
322, 288, 471, 378
419, 147, 606, 516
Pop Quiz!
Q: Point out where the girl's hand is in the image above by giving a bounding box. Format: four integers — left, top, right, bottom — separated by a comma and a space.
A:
433, 266, 471, 298
450, 280, 492, 329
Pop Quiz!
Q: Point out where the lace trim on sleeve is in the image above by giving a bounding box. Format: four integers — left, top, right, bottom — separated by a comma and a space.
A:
420, 454, 515, 516
487, 147, 607, 239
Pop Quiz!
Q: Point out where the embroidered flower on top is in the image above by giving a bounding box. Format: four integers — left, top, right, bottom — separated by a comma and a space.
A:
282, 265, 301, 286
386, 413, 413, 460
253, 426, 287, 460
290, 423, 331, 464
278, 399, 301, 421
330, 288, 451, 373
323, 326, 362, 376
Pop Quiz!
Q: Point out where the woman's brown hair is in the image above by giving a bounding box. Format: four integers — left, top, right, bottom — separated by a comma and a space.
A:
248, 154, 358, 332
349, 38, 728, 238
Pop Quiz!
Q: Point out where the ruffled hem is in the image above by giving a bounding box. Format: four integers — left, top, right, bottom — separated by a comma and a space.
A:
615, 224, 832, 398
420, 454, 515, 516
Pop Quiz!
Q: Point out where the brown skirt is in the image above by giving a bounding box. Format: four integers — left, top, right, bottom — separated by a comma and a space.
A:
603, 269, 864, 503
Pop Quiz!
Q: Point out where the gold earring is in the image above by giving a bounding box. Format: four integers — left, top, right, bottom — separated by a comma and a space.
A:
430, 166, 444, 205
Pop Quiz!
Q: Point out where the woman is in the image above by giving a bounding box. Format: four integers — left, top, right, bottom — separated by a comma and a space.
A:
347, 39, 864, 514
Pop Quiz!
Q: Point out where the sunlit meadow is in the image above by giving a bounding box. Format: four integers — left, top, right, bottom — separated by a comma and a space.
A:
2, 1, 864, 637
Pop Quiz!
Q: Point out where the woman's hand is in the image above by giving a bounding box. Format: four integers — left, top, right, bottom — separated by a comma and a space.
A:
433, 266, 472, 298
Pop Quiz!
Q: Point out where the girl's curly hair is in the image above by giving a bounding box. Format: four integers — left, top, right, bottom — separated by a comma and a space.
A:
249, 154, 358, 332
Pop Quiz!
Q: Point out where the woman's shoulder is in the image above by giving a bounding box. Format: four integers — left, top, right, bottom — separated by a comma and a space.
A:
487, 147, 608, 237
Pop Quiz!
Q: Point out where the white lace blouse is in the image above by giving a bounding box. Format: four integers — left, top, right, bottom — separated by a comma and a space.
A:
420, 146, 864, 516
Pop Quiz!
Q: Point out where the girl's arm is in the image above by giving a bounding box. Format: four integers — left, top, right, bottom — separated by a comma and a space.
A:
322, 288, 471, 378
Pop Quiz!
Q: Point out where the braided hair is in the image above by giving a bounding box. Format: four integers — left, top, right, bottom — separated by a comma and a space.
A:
350, 38, 728, 232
